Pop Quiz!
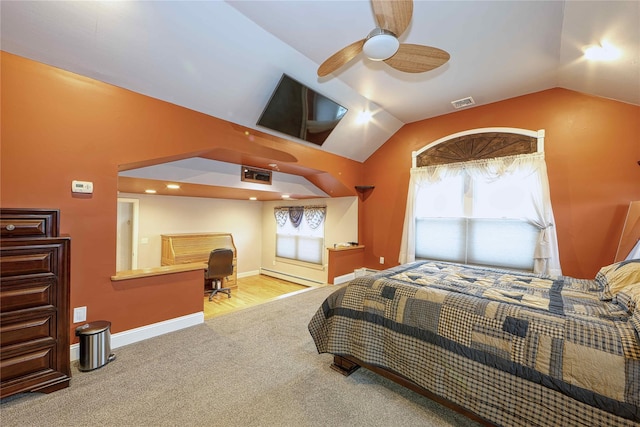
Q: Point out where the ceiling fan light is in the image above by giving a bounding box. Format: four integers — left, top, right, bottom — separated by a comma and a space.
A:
363, 29, 399, 61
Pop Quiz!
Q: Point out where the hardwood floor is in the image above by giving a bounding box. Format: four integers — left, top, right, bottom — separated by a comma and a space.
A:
203, 274, 325, 319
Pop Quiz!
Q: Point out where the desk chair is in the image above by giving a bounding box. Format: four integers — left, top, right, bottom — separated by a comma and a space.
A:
205, 248, 233, 301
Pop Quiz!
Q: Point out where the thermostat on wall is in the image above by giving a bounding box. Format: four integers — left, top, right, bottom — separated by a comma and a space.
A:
72, 180, 93, 194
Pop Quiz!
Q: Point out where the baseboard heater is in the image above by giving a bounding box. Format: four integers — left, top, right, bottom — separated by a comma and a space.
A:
260, 268, 325, 286
354, 268, 378, 277
333, 267, 378, 285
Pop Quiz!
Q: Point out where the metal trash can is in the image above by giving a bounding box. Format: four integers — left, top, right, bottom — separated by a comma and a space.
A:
75, 320, 116, 371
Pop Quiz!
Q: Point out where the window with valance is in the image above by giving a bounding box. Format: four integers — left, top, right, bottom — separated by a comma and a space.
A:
274, 205, 326, 265
399, 129, 562, 276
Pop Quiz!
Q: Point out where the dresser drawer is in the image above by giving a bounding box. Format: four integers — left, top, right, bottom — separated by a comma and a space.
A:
0, 209, 59, 238
0, 346, 56, 384
1, 277, 55, 312
0, 312, 56, 349
0, 247, 59, 278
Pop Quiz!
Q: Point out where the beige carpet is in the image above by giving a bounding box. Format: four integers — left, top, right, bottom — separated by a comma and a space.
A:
0, 285, 480, 427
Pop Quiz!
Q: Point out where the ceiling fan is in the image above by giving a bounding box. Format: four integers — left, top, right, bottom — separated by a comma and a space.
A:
317, 0, 450, 77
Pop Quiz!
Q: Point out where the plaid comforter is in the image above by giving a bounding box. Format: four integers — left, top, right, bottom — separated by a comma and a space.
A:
309, 261, 640, 425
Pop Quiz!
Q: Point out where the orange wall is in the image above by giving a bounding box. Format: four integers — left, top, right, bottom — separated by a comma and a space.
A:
3, 51, 639, 344
0, 52, 363, 340
361, 88, 640, 278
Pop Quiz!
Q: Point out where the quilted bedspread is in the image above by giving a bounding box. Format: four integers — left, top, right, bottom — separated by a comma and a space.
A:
309, 260, 640, 423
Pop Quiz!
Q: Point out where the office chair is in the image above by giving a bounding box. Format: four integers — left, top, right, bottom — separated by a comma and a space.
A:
204, 248, 233, 301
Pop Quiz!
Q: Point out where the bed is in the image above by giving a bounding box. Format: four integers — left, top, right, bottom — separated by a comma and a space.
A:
308, 260, 640, 427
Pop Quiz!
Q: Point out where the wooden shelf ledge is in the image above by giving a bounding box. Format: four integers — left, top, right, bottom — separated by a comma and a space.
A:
354, 186, 374, 201
327, 244, 365, 252
111, 262, 206, 282
354, 185, 374, 192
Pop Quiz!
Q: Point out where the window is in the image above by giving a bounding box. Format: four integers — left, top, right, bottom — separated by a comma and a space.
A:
275, 206, 326, 265
415, 218, 539, 270
412, 161, 542, 271
400, 151, 562, 275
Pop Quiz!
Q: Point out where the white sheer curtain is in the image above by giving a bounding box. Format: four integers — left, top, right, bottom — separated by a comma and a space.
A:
399, 152, 562, 276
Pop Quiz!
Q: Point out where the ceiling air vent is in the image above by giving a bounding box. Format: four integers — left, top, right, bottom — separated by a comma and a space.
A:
451, 96, 475, 109
241, 166, 272, 185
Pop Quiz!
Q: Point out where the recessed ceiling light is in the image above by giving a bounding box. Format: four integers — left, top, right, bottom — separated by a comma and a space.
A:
249, 197, 257, 201
166, 184, 180, 189
584, 41, 621, 61
281, 195, 290, 199
145, 189, 157, 194
356, 110, 373, 124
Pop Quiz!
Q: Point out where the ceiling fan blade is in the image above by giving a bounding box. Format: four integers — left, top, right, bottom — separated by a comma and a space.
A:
384, 43, 450, 73
317, 39, 365, 77
371, 0, 413, 37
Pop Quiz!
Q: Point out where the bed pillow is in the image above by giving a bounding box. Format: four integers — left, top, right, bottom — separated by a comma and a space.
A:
615, 283, 640, 337
632, 310, 640, 337
615, 283, 640, 313
596, 259, 640, 300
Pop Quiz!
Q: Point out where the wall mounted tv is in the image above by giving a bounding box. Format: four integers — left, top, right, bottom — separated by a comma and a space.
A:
257, 74, 348, 146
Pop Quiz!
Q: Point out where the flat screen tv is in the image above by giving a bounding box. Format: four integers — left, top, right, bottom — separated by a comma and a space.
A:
257, 74, 348, 146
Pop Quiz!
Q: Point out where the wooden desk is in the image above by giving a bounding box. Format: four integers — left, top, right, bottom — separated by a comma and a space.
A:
161, 233, 237, 288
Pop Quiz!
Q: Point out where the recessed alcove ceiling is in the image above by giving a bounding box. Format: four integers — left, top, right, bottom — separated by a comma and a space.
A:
119, 158, 329, 201
2, 1, 638, 199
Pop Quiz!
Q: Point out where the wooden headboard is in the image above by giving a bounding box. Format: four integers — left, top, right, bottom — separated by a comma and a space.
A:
615, 201, 640, 262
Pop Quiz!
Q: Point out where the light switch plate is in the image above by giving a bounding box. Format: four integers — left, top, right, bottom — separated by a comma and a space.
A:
73, 306, 87, 323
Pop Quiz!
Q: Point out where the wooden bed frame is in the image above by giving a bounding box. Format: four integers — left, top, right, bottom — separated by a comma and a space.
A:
330, 354, 495, 426
316, 129, 633, 426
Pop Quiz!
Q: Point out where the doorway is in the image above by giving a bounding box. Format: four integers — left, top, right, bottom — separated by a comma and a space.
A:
117, 198, 140, 271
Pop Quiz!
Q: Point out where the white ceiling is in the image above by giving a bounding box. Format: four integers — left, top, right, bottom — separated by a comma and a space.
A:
119, 158, 330, 199
2, 1, 638, 197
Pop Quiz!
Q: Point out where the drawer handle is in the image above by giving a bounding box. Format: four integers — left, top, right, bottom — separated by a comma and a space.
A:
6, 224, 15, 231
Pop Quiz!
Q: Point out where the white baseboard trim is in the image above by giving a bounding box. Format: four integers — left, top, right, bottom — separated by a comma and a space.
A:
69, 312, 204, 361
237, 270, 260, 278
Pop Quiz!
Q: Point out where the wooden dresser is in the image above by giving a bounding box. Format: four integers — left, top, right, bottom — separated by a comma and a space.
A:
161, 233, 237, 288
0, 208, 71, 398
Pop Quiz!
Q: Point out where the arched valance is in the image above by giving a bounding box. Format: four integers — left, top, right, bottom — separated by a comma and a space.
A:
413, 127, 545, 167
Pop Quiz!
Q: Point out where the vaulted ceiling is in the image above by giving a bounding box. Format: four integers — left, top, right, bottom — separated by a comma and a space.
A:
2, 1, 638, 200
